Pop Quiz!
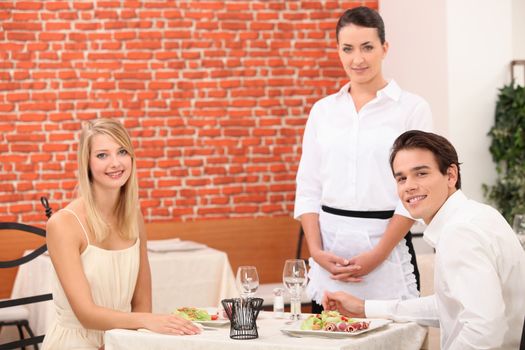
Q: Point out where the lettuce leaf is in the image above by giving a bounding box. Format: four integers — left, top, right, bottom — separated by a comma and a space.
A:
174, 307, 212, 321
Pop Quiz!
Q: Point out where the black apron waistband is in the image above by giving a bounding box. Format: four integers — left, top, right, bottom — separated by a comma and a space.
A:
321, 205, 394, 220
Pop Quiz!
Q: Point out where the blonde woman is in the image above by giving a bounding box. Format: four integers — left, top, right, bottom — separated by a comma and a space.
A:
42, 119, 199, 350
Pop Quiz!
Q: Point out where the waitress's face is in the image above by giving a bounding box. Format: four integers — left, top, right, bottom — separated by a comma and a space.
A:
337, 24, 388, 86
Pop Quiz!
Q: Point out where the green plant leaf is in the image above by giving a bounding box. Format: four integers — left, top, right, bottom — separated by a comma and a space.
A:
485, 83, 525, 223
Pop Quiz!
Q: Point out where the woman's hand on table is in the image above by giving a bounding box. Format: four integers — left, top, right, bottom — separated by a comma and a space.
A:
312, 250, 363, 282
142, 314, 201, 335
322, 291, 365, 318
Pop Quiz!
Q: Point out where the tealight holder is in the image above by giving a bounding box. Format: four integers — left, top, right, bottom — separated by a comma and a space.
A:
221, 297, 263, 340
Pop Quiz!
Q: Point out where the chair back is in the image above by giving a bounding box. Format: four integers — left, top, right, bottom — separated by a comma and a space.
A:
0, 197, 53, 350
520, 319, 525, 350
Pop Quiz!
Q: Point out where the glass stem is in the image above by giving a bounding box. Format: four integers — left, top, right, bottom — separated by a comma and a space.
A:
290, 296, 301, 320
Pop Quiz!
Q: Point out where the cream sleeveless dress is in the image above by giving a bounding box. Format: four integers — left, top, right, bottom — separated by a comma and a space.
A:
42, 209, 140, 350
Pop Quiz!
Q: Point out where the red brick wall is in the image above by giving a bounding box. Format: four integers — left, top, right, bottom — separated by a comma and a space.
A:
0, 0, 378, 224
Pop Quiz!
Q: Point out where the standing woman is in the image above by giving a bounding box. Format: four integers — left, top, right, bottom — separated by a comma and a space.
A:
43, 119, 199, 350
294, 6, 432, 312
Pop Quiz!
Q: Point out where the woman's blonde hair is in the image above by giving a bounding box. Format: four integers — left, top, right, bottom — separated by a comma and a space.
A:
78, 118, 139, 242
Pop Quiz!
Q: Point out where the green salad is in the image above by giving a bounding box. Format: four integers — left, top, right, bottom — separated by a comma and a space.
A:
173, 307, 216, 321
300, 310, 357, 331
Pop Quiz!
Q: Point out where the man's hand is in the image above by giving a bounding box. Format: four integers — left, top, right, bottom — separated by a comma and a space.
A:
322, 291, 366, 318
312, 250, 363, 282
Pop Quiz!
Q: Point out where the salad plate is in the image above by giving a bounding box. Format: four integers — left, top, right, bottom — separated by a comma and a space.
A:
281, 319, 392, 338
194, 307, 230, 326
173, 307, 229, 327
193, 319, 230, 327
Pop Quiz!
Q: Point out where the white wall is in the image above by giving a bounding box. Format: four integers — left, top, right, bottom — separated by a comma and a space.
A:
381, 0, 449, 136
446, 1, 512, 201
380, 0, 515, 202
512, 0, 525, 86
513, 0, 525, 58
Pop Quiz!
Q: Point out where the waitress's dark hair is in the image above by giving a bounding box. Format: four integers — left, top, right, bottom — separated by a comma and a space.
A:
336, 6, 385, 44
389, 130, 462, 190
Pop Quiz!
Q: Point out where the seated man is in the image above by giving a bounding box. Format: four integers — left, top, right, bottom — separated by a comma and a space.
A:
323, 130, 525, 350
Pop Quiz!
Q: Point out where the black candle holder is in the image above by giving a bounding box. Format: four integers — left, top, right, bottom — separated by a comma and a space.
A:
221, 297, 264, 340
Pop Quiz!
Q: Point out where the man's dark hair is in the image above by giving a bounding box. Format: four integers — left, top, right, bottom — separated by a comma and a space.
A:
389, 130, 462, 189
336, 6, 385, 44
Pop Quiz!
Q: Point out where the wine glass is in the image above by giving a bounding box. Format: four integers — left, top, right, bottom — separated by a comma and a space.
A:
236, 266, 259, 299
513, 214, 525, 249
282, 259, 307, 321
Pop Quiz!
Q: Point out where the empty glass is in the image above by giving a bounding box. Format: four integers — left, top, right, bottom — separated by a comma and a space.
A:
512, 214, 525, 249
236, 266, 259, 299
282, 259, 307, 321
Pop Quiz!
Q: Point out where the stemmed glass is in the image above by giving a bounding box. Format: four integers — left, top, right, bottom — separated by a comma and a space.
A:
236, 266, 259, 299
282, 259, 307, 321
513, 214, 525, 249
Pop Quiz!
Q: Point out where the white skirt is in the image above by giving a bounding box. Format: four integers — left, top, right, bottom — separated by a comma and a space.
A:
307, 210, 419, 304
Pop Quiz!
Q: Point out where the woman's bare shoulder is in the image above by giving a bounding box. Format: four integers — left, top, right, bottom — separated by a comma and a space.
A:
46, 199, 84, 241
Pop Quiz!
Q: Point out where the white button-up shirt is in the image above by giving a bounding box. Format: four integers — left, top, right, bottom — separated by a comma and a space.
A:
294, 80, 432, 218
366, 190, 525, 350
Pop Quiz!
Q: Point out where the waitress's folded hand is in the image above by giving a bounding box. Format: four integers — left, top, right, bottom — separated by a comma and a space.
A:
329, 262, 363, 283
312, 250, 363, 282
347, 248, 385, 277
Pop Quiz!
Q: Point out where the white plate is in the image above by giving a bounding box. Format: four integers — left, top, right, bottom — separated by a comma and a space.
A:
194, 308, 230, 326
194, 319, 230, 327
175, 307, 230, 326
281, 319, 392, 338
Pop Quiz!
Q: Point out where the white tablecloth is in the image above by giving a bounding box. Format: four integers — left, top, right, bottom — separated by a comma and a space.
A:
10, 246, 237, 336
105, 312, 427, 350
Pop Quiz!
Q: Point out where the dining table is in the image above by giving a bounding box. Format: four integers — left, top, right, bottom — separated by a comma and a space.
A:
105, 311, 428, 350
10, 240, 238, 336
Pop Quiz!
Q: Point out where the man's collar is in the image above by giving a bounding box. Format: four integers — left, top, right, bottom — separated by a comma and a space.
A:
423, 190, 467, 247
336, 79, 401, 101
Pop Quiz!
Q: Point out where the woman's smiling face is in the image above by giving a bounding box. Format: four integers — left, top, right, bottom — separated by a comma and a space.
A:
88, 133, 132, 191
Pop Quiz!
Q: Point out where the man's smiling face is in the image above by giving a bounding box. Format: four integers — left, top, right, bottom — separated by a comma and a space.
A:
393, 148, 458, 224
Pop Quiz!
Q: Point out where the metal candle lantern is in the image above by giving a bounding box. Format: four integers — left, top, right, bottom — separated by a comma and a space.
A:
221, 297, 263, 340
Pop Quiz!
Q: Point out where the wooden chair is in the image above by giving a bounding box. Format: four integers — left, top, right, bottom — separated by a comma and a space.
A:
0, 197, 53, 350
295, 226, 305, 260
520, 319, 525, 350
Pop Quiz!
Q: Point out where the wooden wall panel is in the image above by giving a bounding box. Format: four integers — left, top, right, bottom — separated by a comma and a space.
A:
0, 217, 304, 298
146, 216, 302, 284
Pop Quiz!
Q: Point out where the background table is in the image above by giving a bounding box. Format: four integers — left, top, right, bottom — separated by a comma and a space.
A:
10, 246, 237, 336
105, 312, 427, 350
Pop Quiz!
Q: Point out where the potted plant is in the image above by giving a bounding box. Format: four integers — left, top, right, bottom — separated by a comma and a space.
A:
483, 83, 525, 223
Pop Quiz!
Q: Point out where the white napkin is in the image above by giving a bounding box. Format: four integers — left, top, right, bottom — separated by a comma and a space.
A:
146, 238, 207, 252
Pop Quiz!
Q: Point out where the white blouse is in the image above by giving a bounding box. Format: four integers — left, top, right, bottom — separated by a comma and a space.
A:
294, 80, 432, 218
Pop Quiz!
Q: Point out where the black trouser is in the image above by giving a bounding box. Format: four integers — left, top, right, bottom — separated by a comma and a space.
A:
405, 231, 421, 291
313, 205, 421, 314
312, 300, 324, 314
